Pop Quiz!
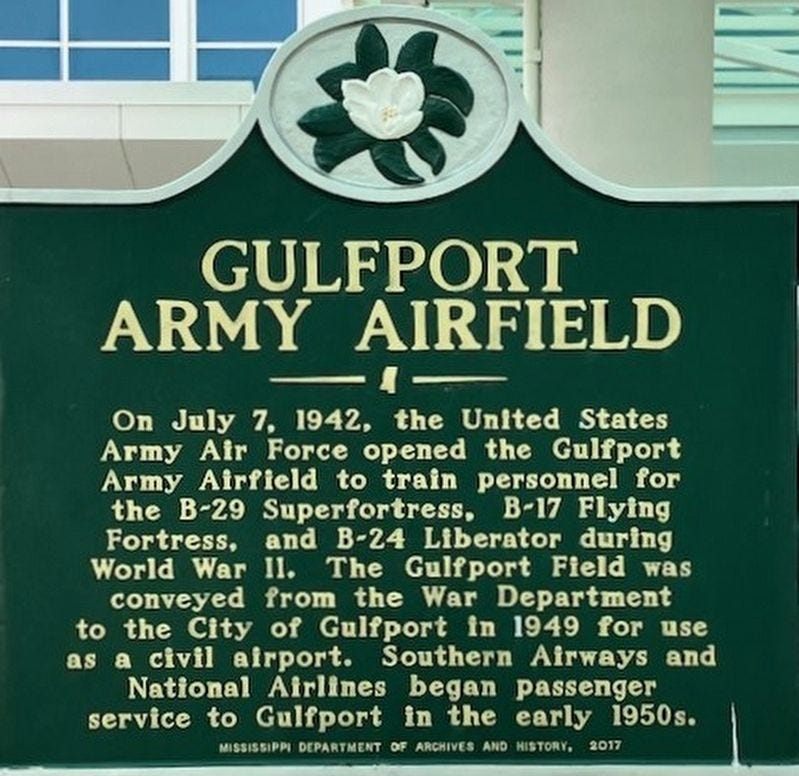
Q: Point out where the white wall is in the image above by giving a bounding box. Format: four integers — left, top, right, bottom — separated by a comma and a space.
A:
540, 0, 715, 187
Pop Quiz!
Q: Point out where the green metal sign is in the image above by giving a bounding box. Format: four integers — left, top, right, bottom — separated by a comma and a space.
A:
0, 7, 796, 769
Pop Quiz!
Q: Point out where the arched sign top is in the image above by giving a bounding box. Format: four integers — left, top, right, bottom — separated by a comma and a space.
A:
256, 8, 519, 203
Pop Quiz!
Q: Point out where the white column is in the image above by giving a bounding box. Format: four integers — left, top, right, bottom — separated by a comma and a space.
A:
59, 0, 69, 80
170, 0, 196, 81
300, 0, 348, 27
522, 0, 541, 122
540, 0, 714, 187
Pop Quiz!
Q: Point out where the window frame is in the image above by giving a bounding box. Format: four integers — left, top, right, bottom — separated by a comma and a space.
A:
0, 0, 304, 81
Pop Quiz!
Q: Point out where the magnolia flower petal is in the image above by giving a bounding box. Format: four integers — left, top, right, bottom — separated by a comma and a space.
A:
365, 67, 397, 95
379, 119, 403, 141
345, 104, 380, 137
342, 94, 375, 116
392, 72, 425, 113
391, 110, 424, 139
381, 115, 408, 140
341, 78, 372, 104
342, 81, 380, 135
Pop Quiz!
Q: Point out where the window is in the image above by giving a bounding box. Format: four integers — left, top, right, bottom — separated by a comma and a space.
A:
0, 0, 59, 41
70, 0, 169, 41
0, 0, 300, 84
197, 49, 275, 83
712, 2, 799, 184
70, 49, 171, 80
353, 0, 524, 78
429, 1, 523, 78
0, 47, 59, 79
194, 0, 294, 82
714, 2, 799, 135
197, 0, 295, 42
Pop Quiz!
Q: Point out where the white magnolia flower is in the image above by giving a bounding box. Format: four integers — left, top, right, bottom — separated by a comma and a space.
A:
342, 67, 425, 141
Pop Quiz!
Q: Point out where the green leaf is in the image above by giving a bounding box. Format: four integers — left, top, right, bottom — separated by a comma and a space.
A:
298, 103, 354, 137
407, 127, 445, 175
355, 24, 388, 75
423, 96, 466, 137
420, 66, 474, 115
314, 130, 374, 172
396, 31, 438, 72
317, 62, 362, 100
370, 141, 424, 185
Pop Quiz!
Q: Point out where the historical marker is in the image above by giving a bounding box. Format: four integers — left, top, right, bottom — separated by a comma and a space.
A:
0, 7, 796, 768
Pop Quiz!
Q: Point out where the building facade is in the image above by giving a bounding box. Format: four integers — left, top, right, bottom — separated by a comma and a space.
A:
0, 1, 795, 189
